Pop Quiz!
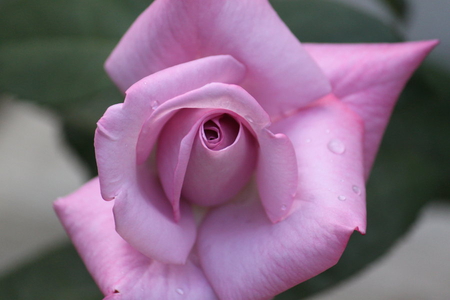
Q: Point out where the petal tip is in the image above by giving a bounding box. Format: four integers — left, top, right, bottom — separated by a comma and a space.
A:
356, 224, 366, 235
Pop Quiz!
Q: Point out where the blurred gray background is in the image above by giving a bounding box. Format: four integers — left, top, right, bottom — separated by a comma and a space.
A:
0, 0, 449, 299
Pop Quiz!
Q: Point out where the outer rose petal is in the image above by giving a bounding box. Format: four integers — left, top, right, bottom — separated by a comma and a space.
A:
96, 103, 197, 264
197, 95, 365, 300
273, 95, 366, 233
94, 56, 245, 263
54, 178, 217, 300
304, 40, 438, 178
113, 166, 197, 264
105, 0, 331, 118
137, 83, 297, 223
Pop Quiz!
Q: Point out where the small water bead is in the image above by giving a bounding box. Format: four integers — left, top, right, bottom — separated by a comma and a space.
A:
176, 288, 185, 295
281, 204, 287, 211
326, 129, 331, 134
305, 138, 311, 143
352, 185, 362, 195
327, 139, 345, 154
150, 100, 160, 110
338, 195, 347, 201
245, 115, 254, 123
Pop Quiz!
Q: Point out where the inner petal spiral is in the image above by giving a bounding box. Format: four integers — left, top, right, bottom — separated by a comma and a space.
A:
203, 121, 219, 141
181, 113, 257, 207
202, 114, 239, 150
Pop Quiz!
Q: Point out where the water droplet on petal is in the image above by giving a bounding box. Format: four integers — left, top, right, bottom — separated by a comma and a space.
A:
327, 139, 345, 154
326, 129, 331, 134
338, 195, 346, 201
176, 288, 184, 295
352, 185, 362, 195
151, 100, 160, 110
305, 138, 311, 143
281, 204, 287, 211
245, 115, 254, 123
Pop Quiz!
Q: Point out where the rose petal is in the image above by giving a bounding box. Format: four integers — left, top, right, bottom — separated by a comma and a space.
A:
156, 109, 212, 220
197, 95, 365, 300
272, 94, 366, 233
113, 166, 197, 264
105, 0, 331, 118
54, 178, 217, 299
304, 40, 438, 178
256, 128, 298, 223
138, 83, 297, 222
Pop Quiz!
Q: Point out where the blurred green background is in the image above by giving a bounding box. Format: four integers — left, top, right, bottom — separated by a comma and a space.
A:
0, 0, 449, 299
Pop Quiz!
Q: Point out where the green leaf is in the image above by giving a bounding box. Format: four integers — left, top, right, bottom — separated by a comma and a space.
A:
0, 38, 115, 106
0, 0, 152, 171
401, 65, 450, 198
0, 244, 102, 300
0, 37, 122, 173
378, 0, 409, 20
61, 86, 124, 175
0, 0, 150, 104
0, 0, 138, 40
271, 0, 401, 43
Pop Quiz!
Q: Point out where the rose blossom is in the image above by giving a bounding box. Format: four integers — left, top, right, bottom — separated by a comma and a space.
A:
54, 0, 437, 299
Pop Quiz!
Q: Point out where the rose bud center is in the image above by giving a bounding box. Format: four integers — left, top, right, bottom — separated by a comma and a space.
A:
181, 113, 258, 207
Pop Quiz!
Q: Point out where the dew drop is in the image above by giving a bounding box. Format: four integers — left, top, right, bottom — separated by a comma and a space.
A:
338, 195, 346, 201
352, 185, 362, 195
281, 204, 287, 211
326, 129, 331, 134
327, 139, 345, 154
245, 115, 254, 123
305, 138, 311, 143
176, 288, 184, 295
151, 100, 160, 110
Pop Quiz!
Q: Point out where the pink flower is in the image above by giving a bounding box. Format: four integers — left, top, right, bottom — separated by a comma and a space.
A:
54, 0, 436, 299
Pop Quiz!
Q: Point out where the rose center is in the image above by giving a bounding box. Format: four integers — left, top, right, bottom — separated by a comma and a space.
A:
203, 121, 220, 141
201, 114, 240, 151
204, 127, 219, 141
181, 113, 257, 207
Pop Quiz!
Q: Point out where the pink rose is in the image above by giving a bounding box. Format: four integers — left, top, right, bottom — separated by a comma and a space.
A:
54, 0, 436, 299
